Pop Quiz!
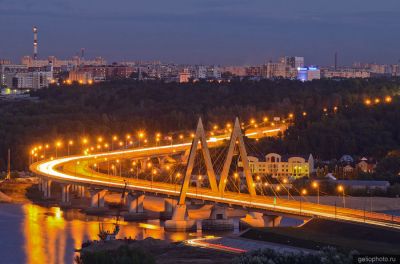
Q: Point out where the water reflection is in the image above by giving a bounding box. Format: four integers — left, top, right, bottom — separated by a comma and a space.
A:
20, 204, 203, 264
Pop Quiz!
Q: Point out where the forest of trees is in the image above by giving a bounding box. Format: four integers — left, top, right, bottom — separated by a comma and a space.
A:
1, 78, 400, 172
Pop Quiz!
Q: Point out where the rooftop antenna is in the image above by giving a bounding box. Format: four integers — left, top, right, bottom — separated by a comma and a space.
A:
334, 51, 338, 70
33, 26, 38, 60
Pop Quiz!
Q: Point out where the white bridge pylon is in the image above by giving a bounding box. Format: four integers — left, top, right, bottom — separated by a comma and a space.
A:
178, 117, 256, 205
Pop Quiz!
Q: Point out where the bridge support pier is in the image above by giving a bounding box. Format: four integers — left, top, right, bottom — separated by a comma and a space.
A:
161, 198, 178, 219
38, 177, 43, 192
202, 204, 234, 231
76, 186, 86, 198
42, 179, 52, 199
164, 204, 195, 231
89, 189, 107, 208
61, 184, 71, 204
240, 212, 282, 228
124, 193, 147, 221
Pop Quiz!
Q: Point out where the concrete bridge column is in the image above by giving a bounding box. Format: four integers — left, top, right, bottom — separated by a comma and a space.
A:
233, 218, 240, 234
89, 189, 107, 208
61, 184, 71, 204
139, 160, 147, 173
164, 198, 178, 214
202, 204, 234, 231
127, 193, 145, 213
164, 204, 195, 231
161, 198, 178, 219
264, 215, 282, 227
38, 177, 42, 192
77, 186, 86, 198
240, 212, 282, 228
43, 179, 52, 199
124, 193, 147, 221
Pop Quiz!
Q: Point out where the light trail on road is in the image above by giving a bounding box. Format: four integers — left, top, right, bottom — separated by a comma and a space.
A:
30, 125, 400, 230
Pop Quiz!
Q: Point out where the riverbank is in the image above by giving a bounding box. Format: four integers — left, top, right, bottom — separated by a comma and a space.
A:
241, 218, 400, 254
78, 237, 235, 264
0, 178, 38, 203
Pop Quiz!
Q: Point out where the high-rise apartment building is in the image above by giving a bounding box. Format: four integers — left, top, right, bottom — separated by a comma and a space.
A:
297, 67, 321, 81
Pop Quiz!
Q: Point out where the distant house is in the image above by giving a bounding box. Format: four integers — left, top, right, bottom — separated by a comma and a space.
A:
239, 153, 314, 179
343, 165, 354, 177
356, 157, 376, 173
336, 180, 390, 191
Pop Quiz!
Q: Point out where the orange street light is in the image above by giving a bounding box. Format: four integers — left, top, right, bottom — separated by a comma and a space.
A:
385, 96, 392, 103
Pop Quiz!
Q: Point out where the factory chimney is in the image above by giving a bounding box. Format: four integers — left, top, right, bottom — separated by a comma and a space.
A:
33, 26, 38, 60
334, 51, 338, 70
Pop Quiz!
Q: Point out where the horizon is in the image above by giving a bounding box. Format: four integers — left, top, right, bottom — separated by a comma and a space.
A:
0, 0, 399, 66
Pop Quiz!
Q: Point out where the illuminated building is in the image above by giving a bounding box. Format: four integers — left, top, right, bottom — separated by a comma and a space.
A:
0, 64, 28, 87
179, 68, 191, 83
206, 65, 221, 79
239, 153, 314, 178
68, 70, 93, 84
0, 59, 12, 65
321, 69, 371, 79
21, 55, 106, 68
221, 66, 247, 77
13, 70, 53, 89
195, 65, 207, 79
297, 66, 321, 81
281, 56, 304, 69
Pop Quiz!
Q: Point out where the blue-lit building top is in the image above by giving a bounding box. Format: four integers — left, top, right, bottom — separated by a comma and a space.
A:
297, 66, 320, 82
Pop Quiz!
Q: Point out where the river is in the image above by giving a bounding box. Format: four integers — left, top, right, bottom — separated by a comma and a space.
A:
0, 203, 209, 264
0, 202, 334, 264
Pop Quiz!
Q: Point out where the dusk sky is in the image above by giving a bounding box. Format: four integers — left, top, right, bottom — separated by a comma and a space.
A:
0, 0, 399, 66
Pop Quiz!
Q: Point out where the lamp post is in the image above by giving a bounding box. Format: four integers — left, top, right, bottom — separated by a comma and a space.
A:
112, 135, 118, 150
175, 173, 181, 193
197, 175, 202, 197
300, 189, 307, 214
151, 169, 157, 189
44, 144, 49, 159
68, 140, 73, 156
312, 181, 320, 204
138, 132, 144, 147
234, 172, 240, 193
125, 134, 131, 149
55, 141, 61, 158
283, 178, 289, 200
338, 185, 345, 208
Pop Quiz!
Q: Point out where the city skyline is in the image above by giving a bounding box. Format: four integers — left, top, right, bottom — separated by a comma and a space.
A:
0, 0, 399, 65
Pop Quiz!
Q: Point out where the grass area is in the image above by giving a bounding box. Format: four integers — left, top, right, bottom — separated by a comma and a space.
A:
241, 218, 400, 254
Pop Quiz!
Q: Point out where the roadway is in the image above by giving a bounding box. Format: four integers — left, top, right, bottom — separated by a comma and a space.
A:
30, 124, 400, 230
